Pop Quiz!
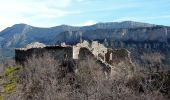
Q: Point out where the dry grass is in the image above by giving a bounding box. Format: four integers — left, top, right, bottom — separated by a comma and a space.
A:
0, 53, 170, 100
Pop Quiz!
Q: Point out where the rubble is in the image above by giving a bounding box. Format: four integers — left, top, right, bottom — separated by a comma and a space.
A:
26, 42, 46, 49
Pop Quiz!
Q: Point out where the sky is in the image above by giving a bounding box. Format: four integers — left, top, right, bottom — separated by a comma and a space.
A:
0, 0, 170, 31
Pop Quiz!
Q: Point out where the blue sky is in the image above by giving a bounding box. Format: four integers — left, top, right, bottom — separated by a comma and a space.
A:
0, 0, 170, 31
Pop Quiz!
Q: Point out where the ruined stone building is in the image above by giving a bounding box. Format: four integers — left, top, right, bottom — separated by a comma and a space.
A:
15, 41, 134, 78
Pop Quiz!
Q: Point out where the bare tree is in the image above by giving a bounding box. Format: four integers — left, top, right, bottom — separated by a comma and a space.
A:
141, 52, 165, 72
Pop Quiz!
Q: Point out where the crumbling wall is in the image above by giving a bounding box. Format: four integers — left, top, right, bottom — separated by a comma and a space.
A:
78, 47, 111, 77
73, 40, 108, 61
105, 48, 129, 65
91, 41, 107, 61
78, 47, 95, 60
15, 41, 134, 79
73, 40, 90, 59
15, 46, 73, 64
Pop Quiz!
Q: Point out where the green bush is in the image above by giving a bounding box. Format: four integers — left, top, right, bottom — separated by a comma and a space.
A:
0, 66, 22, 99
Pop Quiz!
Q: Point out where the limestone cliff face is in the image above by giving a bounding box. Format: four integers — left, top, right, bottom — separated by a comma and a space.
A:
55, 26, 169, 43
55, 26, 170, 51
123, 27, 168, 42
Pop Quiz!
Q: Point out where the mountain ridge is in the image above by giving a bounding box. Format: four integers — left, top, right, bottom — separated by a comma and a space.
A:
0, 21, 169, 48
0, 21, 159, 33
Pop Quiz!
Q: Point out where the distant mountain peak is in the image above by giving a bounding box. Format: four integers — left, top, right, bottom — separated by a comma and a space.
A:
12, 23, 32, 28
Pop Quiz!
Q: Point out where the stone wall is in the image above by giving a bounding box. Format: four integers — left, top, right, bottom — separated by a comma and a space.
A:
15, 46, 73, 64
15, 41, 134, 79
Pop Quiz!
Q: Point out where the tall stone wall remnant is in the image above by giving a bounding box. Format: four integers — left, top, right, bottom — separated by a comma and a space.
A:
15, 41, 134, 78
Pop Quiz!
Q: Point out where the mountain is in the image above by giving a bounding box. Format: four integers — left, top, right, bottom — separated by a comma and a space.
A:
81, 21, 156, 30
0, 21, 170, 63
0, 24, 80, 48
0, 21, 157, 48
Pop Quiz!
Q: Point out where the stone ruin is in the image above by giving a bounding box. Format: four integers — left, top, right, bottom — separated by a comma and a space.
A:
15, 41, 134, 79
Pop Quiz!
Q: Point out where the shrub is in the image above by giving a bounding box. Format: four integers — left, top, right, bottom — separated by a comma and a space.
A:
1, 53, 170, 100
0, 65, 22, 100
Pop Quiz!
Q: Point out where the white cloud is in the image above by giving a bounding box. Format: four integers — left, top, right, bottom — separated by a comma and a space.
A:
0, 17, 12, 31
0, 0, 78, 31
76, 20, 96, 26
